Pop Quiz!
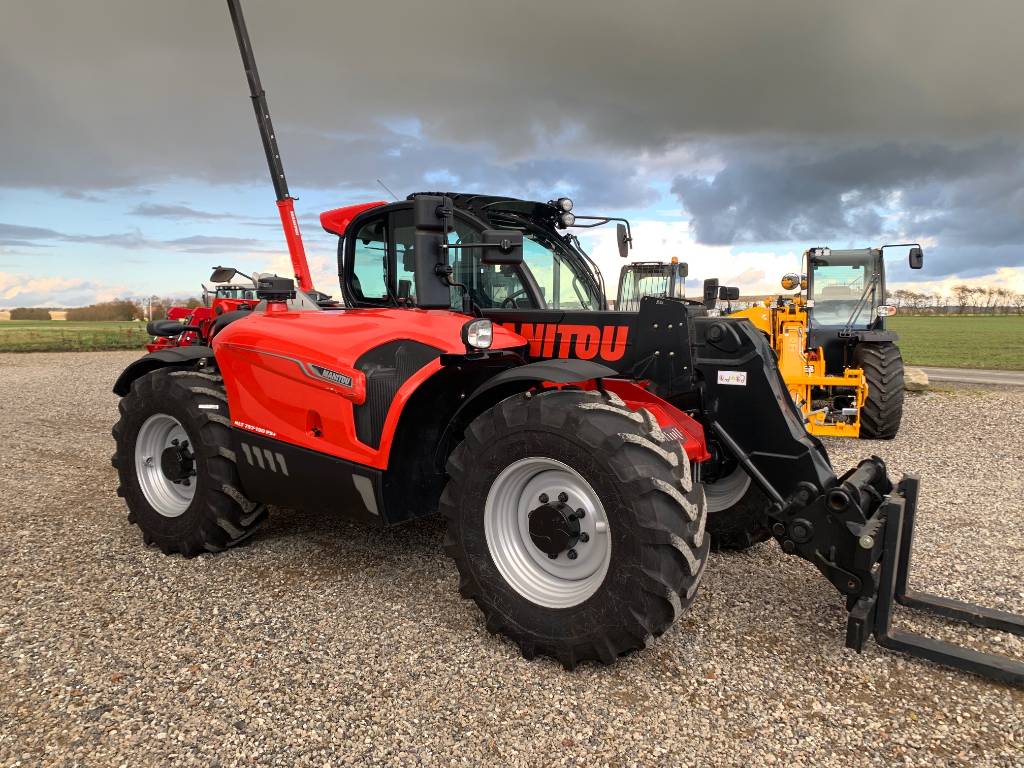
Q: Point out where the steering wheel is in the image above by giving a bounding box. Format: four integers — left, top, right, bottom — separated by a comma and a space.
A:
501, 288, 530, 308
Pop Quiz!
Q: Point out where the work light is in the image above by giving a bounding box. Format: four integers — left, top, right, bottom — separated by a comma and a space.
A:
462, 318, 493, 350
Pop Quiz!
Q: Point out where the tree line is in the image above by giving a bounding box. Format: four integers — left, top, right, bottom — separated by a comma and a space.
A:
886, 285, 1024, 315
7, 296, 202, 322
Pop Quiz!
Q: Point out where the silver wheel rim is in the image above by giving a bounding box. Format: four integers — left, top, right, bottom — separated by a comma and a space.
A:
704, 466, 751, 513
134, 414, 196, 518
484, 457, 611, 609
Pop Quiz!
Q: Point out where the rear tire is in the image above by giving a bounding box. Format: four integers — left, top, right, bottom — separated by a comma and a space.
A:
854, 343, 905, 439
440, 388, 709, 668
704, 467, 771, 551
111, 368, 266, 556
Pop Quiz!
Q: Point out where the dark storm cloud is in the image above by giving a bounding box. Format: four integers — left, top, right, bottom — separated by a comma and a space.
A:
0, 222, 266, 254
2, 0, 1022, 196
671, 140, 1024, 279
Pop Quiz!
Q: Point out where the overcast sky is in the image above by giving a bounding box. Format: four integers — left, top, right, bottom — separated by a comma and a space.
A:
2, 0, 1023, 307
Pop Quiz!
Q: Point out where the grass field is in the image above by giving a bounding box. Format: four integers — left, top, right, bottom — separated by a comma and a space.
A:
888, 315, 1024, 370
0, 315, 1021, 367
0, 320, 149, 352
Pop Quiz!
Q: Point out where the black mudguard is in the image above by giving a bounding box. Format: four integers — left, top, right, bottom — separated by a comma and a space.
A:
467, 357, 617, 402
112, 345, 214, 396
432, 357, 618, 475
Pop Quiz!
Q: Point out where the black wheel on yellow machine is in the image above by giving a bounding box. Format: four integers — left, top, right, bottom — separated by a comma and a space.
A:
854, 342, 905, 439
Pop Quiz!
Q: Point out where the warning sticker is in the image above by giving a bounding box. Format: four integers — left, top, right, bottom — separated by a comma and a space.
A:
717, 370, 748, 386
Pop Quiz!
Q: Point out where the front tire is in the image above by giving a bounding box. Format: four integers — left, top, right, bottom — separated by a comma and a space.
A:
854, 342, 905, 439
111, 368, 266, 556
440, 389, 709, 668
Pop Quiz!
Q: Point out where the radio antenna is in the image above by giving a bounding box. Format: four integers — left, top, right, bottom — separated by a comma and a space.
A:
376, 179, 400, 202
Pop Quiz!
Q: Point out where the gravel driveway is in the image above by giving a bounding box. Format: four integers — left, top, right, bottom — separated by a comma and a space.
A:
1, 351, 1021, 767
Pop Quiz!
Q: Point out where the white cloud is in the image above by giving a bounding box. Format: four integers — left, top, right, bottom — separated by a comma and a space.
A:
581, 219, 803, 298
580, 219, 1024, 300
0, 271, 128, 308
889, 267, 1024, 297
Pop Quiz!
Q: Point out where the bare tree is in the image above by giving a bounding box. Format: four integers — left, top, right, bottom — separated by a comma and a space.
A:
953, 284, 971, 314
1011, 292, 1024, 316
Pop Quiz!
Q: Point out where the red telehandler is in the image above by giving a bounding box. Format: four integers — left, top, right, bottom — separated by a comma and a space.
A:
111, 0, 1022, 681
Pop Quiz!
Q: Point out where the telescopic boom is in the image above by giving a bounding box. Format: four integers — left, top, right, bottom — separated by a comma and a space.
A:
226, 0, 314, 293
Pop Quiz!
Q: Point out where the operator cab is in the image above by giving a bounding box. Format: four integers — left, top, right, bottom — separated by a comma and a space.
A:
805, 244, 923, 369
334, 194, 610, 313
806, 248, 883, 330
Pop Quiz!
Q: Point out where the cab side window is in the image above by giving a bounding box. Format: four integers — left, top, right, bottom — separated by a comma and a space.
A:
350, 217, 390, 304
389, 209, 418, 303
448, 218, 533, 309
347, 206, 539, 310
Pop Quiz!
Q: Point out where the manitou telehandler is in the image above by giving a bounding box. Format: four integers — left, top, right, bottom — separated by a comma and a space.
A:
110, 0, 1022, 682
615, 259, 690, 312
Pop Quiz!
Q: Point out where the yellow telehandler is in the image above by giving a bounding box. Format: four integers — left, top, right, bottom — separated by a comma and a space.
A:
616, 245, 924, 438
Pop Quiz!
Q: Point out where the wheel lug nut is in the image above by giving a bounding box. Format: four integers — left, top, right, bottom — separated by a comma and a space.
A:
579, 532, 589, 543
558, 492, 568, 503
576, 508, 586, 518
547, 552, 558, 559
567, 549, 578, 560
539, 493, 549, 504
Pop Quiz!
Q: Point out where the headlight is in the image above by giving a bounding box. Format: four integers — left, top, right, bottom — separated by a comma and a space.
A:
560, 212, 576, 228
461, 318, 493, 349
556, 197, 573, 212
876, 305, 897, 317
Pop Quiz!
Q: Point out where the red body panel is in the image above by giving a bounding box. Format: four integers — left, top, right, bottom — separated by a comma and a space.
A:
213, 306, 526, 469
320, 201, 387, 236
601, 379, 710, 462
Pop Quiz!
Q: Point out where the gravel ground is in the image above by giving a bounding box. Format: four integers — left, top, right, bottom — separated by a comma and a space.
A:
1, 351, 1021, 767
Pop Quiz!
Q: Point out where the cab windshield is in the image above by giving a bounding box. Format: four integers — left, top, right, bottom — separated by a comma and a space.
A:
488, 212, 605, 310
809, 256, 876, 328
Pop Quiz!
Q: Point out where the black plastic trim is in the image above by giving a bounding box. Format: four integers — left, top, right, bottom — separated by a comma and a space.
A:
112, 346, 214, 396
353, 340, 443, 448
231, 429, 386, 525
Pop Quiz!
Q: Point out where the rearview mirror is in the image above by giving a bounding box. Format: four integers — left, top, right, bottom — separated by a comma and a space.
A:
616, 223, 630, 259
719, 286, 740, 301
702, 278, 720, 309
412, 194, 455, 309
210, 266, 237, 283
909, 246, 924, 269
414, 194, 452, 231
481, 230, 524, 265
413, 231, 450, 309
